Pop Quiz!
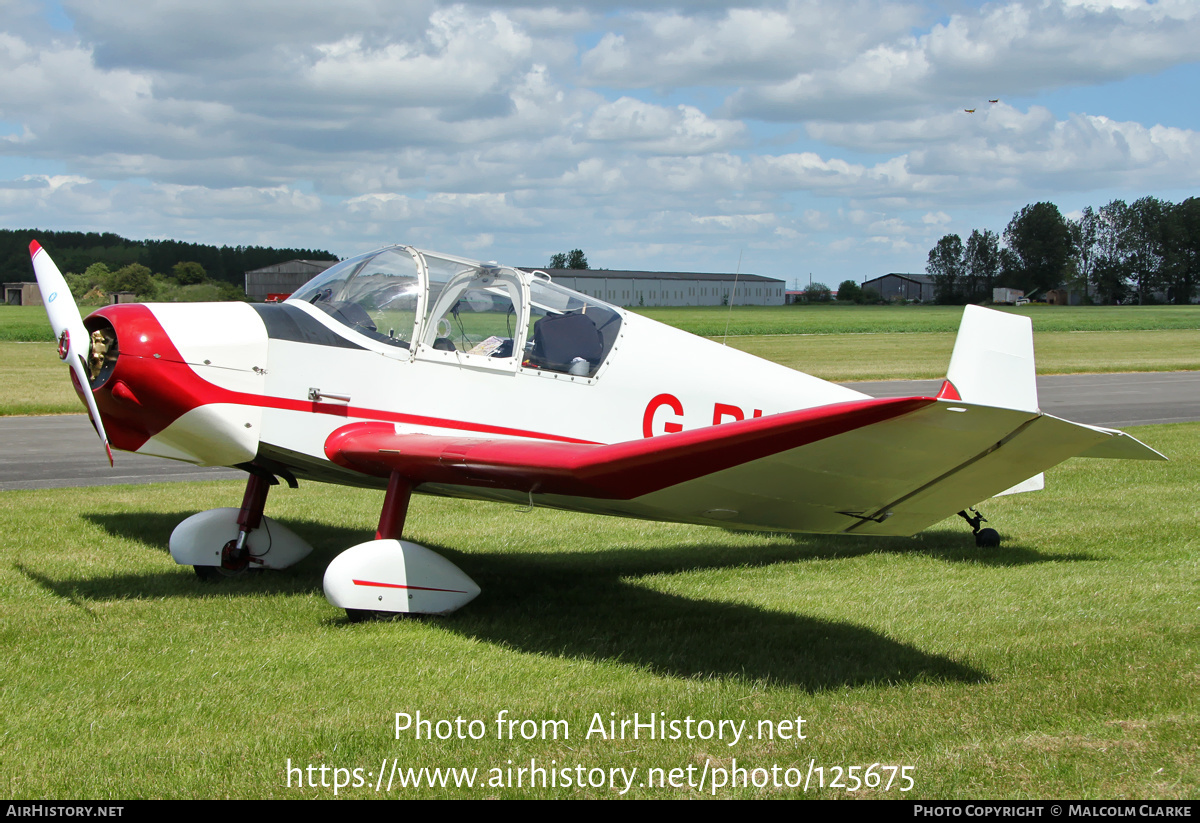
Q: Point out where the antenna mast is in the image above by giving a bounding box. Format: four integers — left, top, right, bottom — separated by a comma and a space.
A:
721, 250, 743, 347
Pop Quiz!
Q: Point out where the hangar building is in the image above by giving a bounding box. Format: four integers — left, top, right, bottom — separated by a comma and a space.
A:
519, 268, 785, 307
244, 260, 338, 302
861, 273, 935, 302
4, 282, 42, 306
247, 258, 786, 307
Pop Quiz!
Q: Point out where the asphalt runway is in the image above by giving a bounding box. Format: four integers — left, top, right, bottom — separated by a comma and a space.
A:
0, 416, 244, 491
847, 371, 1200, 428
1, 372, 1195, 491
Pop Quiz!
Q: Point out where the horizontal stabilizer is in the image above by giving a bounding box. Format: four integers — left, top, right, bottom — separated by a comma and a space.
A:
1064, 418, 1167, 460
994, 472, 1044, 497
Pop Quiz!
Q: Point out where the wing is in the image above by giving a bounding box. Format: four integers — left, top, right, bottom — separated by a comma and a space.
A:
326, 396, 935, 499
325, 396, 1163, 537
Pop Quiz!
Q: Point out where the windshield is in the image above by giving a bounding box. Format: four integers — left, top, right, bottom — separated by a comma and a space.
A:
290, 246, 420, 349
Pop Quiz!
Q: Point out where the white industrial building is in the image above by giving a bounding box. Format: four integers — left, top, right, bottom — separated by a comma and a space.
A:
246, 258, 786, 308
520, 268, 786, 307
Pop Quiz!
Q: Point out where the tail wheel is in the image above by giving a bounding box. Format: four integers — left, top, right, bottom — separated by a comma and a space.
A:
958, 508, 1002, 549
974, 528, 1001, 548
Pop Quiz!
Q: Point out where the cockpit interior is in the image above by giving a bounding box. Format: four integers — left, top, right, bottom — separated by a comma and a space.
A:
289, 246, 623, 378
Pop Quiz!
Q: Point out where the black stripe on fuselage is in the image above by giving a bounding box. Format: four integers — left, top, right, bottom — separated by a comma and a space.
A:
250, 303, 366, 350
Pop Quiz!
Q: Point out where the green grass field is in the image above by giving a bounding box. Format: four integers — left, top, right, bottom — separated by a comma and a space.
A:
0, 343, 83, 415
0, 423, 1194, 798
636, 303, 1200, 336
0, 300, 1195, 798
728, 330, 1200, 381
0, 305, 58, 342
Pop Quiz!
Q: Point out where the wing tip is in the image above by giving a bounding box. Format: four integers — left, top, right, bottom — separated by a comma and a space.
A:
29, 239, 42, 257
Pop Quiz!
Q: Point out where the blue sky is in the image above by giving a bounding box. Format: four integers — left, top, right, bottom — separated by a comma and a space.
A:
1, 0, 1197, 285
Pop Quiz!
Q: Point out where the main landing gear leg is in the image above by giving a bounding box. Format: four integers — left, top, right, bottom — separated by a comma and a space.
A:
194, 472, 274, 580
322, 471, 480, 620
958, 507, 1001, 548
169, 468, 312, 576
376, 471, 412, 541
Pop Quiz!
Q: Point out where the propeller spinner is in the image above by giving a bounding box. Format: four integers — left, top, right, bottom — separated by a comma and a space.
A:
29, 240, 113, 466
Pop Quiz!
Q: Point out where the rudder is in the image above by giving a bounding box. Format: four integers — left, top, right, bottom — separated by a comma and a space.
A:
941, 305, 1038, 413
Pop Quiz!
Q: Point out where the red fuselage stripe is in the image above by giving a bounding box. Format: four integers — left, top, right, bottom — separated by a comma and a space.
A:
251, 394, 599, 444
352, 578, 469, 594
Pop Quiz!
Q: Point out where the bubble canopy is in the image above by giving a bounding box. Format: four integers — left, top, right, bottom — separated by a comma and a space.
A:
288, 246, 623, 377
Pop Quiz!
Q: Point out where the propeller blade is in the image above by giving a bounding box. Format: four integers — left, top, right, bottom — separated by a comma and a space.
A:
29, 240, 113, 466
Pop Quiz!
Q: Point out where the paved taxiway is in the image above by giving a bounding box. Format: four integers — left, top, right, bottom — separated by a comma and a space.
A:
1, 372, 1195, 491
848, 371, 1200, 428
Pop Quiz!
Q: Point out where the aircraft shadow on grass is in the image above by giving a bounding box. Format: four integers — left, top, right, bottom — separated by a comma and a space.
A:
19, 508, 1092, 690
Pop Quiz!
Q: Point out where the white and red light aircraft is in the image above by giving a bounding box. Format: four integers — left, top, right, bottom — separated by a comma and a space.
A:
31, 240, 1164, 619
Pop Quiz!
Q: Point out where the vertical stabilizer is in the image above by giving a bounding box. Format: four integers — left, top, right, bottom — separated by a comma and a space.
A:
942, 305, 1038, 413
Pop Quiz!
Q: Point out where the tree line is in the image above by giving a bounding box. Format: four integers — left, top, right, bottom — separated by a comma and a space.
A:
63, 260, 249, 304
547, 249, 589, 269
0, 228, 337, 287
926, 197, 1199, 305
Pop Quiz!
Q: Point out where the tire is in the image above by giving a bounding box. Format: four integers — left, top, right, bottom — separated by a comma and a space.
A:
193, 564, 252, 581
975, 528, 1001, 548
194, 565, 224, 582
346, 609, 410, 623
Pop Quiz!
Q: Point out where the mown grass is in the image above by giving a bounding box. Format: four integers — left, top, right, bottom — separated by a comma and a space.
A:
728, 329, 1200, 381
0, 423, 1195, 799
637, 303, 1200, 336
0, 342, 84, 415
0, 305, 57, 342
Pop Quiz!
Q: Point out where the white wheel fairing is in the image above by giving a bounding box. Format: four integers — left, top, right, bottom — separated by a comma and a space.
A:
169, 508, 313, 569
323, 539, 480, 615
